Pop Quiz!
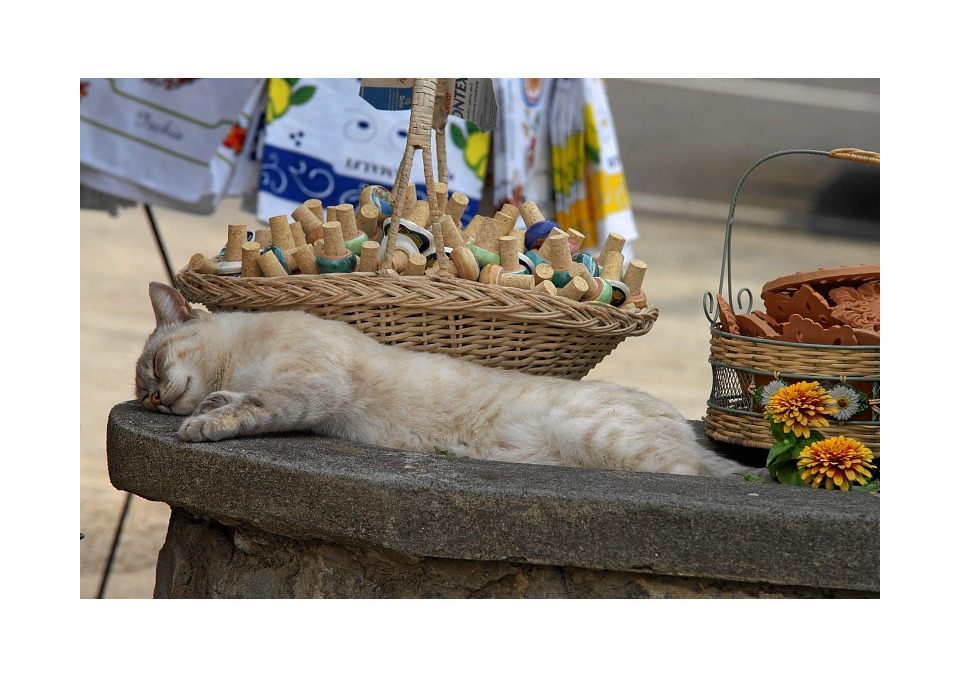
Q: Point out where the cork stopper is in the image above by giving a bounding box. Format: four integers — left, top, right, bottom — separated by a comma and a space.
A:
474, 217, 501, 252
441, 214, 465, 249
292, 204, 324, 235
622, 259, 648, 295
189, 252, 219, 274
303, 198, 325, 222
289, 221, 307, 248
390, 247, 410, 273
498, 235, 521, 272
357, 203, 380, 239
434, 181, 448, 215
599, 251, 624, 281
449, 246, 479, 281
557, 276, 589, 301
534, 279, 558, 296
498, 272, 535, 291
407, 200, 431, 229
254, 229, 273, 249
462, 214, 485, 242
258, 249, 289, 277
405, 252, 427, 276
357, 240, 381, 272
566, 228, 586, 252
533, 262, 555, 286
335, 204, 359, 240
494, 205, 520, 236
305, 223, 324, 245
223, 224, 246, 262
240, 242, 262, 277
498, 203, 520, 226
404, 183, 418, 212
268, 215, 296, 252
292, 244, 320, 275
445, 191, 469, 224
569, 262, 599, 297
519, 201, 545, 227
320, 222, 348, 258
544, 232, 573, 270
597, 233, 627, 268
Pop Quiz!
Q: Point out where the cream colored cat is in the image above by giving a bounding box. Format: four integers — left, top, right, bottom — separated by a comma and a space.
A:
136, 282, 757, 479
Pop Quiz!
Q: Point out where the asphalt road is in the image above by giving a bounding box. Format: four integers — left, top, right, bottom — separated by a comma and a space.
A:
605, 78, 880, 238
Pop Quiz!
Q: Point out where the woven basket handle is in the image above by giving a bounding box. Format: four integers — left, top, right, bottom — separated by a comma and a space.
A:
703, 147, 879, 325
381, 78, 451, 275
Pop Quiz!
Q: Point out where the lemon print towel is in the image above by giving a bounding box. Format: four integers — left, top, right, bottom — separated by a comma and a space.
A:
257, 78, 489, 224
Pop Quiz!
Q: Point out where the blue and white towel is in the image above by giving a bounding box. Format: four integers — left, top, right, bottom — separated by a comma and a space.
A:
256, 78, 490, 223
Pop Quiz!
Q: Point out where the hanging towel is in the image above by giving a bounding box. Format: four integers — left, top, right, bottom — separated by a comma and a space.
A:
548, 78, 637, 253
492, 79, 556, 216
256, 78, 490, 224
80, 78, 265, 214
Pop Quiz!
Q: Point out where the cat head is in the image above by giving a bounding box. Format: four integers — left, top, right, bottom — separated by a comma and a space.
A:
135, 283, 215, 416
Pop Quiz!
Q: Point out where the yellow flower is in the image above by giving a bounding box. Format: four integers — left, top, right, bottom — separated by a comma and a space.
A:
765, 381, 838, 438
797, 436, 876, 490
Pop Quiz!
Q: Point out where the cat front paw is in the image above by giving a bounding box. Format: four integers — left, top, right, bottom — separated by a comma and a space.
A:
178, 412, 239, 442
192, 391, 244, 415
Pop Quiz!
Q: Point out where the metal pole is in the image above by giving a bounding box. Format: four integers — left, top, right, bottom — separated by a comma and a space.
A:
97, 203, 174, 598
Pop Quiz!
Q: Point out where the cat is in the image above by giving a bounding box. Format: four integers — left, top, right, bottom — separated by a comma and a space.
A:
136, 282, 757, 479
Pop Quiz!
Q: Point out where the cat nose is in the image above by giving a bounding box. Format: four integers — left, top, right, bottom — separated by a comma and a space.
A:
150, 392, 162, 406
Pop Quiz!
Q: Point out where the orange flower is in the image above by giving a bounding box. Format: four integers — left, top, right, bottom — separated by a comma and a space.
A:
765, 381, 838, 438
797, 436, 876, 490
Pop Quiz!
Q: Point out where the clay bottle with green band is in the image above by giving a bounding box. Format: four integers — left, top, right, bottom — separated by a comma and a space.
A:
316, 222, 358, 274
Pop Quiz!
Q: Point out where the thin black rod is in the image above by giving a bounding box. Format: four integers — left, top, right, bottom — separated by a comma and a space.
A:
97, 492, 132, 599
97, 202, 172, 598
144, 203, 177, 285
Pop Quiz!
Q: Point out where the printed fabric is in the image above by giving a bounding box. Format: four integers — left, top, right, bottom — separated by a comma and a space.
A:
80, 78, 265, 214
256, 78, 490, 224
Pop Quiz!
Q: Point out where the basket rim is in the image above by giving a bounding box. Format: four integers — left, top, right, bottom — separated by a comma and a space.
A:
176, 268, 659, 337
709, 326, 879, 351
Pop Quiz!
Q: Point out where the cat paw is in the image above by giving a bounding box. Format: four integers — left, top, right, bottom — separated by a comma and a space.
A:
193, 391, 244, 415
178, 413, 237, 442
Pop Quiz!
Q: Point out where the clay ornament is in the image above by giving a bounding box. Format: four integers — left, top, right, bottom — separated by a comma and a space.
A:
520, 201, 562, 251
316, 223, 358, 274
359, 185, 393, 225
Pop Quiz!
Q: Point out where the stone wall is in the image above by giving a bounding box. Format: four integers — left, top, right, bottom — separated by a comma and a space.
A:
107, 402, 880, 599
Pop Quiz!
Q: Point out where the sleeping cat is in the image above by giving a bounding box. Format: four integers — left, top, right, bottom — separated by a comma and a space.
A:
136, 282, 757, 479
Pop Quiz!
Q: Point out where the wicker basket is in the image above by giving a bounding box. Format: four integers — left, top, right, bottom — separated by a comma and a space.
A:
702, 148, 880, 454
176, 270, 656, 380
176, 79, 657, 380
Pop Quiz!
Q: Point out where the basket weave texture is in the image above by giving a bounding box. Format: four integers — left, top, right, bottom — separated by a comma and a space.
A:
703, 148, 879, 455
176, 269, 658, 380
705, 328, 879, 453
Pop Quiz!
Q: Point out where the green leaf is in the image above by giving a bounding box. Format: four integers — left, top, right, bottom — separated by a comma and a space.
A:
852, 480, 880, 494
741, 474, 765, 483
770, 423, 788, 443
450, 124, 466, 149
766, 441, 794, 467
284, 78, 299, 87
776, 467, 804, 486
767, 458, 793, 480
290, 86, 316, 106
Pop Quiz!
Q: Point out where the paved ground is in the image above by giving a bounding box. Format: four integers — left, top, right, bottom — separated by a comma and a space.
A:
79, 197, 879, 598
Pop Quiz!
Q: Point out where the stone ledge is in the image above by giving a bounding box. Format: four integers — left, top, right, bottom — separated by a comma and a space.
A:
106, 401, 879, 594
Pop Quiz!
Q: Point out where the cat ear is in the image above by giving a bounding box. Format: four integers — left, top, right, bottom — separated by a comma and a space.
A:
148, 282, 194, 327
